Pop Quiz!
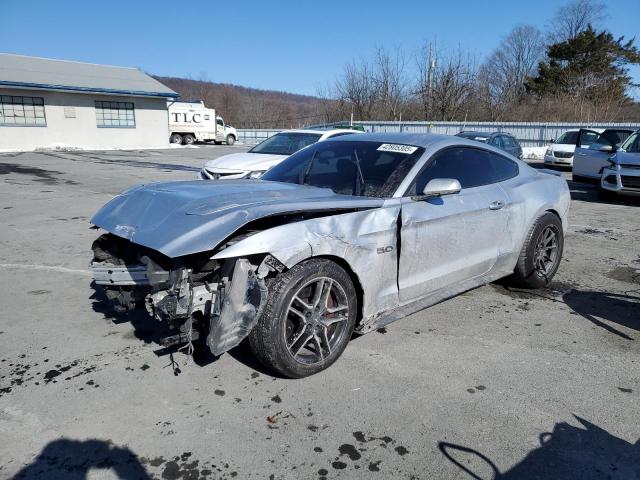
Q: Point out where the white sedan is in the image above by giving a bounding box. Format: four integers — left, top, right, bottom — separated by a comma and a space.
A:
199, 129, 360, 180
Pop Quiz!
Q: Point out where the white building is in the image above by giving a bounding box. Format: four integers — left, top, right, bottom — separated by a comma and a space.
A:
0, 54, 178, 151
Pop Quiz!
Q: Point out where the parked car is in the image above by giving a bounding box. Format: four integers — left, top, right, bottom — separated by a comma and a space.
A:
572, 128, 636, 185
455, 131, 522, 159
91, 133, 569, 378
543, 129, 602, 167
598, 129, 640, 196
199, 128, 359, 180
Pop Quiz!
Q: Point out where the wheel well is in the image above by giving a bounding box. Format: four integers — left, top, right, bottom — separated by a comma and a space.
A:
545, 208, 561, 220
312, 254, 364, 329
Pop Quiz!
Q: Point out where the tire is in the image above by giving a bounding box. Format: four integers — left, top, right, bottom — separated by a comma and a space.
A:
509, 212, 564, 289
226, 135, 236, 146
248, 258, 358, 378
182, 134, 195, 146
170, 133, 182, 144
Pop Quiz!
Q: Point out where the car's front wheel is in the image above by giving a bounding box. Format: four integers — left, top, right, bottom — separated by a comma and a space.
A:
509, 212, 564, 289
248, 258, 358, 378
226, 135, 236, 146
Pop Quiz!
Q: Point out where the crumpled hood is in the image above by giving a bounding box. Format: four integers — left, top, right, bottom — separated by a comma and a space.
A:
616, 151, 640, 166
90, 180, 384, 258
203, 152, 287, 172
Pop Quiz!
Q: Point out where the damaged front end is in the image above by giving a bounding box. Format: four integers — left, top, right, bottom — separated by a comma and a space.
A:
91, 233, 270, 356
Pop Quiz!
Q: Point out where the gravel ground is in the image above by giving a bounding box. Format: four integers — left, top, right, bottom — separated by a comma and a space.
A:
0, 145, 638, 480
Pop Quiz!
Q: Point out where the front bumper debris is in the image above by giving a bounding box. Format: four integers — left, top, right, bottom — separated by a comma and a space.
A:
91, 234, 268, 355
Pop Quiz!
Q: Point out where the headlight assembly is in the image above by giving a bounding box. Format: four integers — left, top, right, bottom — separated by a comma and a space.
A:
247, 170, 265, 179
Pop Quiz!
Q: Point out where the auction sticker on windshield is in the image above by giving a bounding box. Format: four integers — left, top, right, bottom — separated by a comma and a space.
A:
377, 144, 418, 154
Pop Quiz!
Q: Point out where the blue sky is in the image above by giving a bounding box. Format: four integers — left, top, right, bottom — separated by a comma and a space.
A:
1, 0, 638, 96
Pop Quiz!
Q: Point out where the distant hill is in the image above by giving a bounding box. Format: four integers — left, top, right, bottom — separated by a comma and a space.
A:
153, 76, 334, 129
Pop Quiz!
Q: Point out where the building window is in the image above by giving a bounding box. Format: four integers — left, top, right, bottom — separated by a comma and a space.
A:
95, 101, 135, 128
0, 95, 46, 126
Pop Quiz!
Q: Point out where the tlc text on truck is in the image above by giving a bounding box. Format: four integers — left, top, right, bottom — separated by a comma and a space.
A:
168, 101, 237, 146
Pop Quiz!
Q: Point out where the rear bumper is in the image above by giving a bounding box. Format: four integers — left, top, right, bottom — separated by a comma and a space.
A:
601, 167, 640, 196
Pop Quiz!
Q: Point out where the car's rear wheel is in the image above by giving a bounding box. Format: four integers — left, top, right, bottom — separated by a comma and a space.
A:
248, 258, 357, 378
509, 212, 563, 289
182, 134, 195, 145
170, 133, 182, 144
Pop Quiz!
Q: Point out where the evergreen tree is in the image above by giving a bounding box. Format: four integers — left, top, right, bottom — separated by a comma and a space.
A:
526, 26, 640, 103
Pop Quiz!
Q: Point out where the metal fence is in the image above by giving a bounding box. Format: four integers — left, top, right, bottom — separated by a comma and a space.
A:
236, 129, 282, 145
238, 121, 640, 147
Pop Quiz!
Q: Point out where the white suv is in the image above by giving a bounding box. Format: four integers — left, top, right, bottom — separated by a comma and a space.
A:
199, 129, 360, 180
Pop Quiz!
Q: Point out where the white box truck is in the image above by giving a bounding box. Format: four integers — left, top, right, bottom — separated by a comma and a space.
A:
168, 101, 237, 145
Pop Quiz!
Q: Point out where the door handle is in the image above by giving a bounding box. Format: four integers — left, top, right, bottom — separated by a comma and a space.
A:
489, 201, 505, 210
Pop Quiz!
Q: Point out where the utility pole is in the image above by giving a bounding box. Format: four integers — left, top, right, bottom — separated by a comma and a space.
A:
427, 43, 434, 121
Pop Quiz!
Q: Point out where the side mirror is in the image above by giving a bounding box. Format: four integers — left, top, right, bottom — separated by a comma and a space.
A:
597, 145, 614, 153
412, 178, 461, 201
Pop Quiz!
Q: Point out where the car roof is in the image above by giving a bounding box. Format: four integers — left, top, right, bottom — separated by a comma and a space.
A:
457, 131, 513, 137
324, 132, 466, 148
280, 128, 359, 135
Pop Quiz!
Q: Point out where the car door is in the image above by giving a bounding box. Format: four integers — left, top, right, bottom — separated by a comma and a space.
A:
397, 146, 512, 303
573, 129, 633, 179
215, 117, 225, 142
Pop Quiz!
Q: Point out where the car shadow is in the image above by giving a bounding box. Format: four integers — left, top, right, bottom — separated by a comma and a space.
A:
11, 438, 150, 480
566, 179, 640, 206
563, 289, 640, 340
438, 416, 640, 479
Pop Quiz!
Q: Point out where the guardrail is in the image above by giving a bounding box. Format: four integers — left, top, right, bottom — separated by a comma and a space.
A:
238, 121, 640, 147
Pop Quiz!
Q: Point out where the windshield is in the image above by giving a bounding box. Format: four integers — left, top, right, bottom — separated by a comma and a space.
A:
621, 132, 640, 153
249, 132, 322, 155
556, 131, 578, 144
262, 140, 425, 198
456, 132, 489, 143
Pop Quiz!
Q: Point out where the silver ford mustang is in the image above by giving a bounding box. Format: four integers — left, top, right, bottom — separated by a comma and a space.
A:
90, 133, 570, 377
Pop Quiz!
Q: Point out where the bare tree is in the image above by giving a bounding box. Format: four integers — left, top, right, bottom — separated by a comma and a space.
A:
332, 58, 378, 120
547, 0, 608, 43
478, 25, 545, 120
372, 46, 408, 120
416, 47, 476, 121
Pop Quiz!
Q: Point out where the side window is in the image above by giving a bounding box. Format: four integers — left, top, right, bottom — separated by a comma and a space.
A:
216, 118, 224, 127
605, 130, 632, 147
503, 136, 517, 148
412, 147, 496, 194
580, 131, 600, 147
579, 130, 617, 150
487, 151, 519, 182
491, 136, 504, 149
